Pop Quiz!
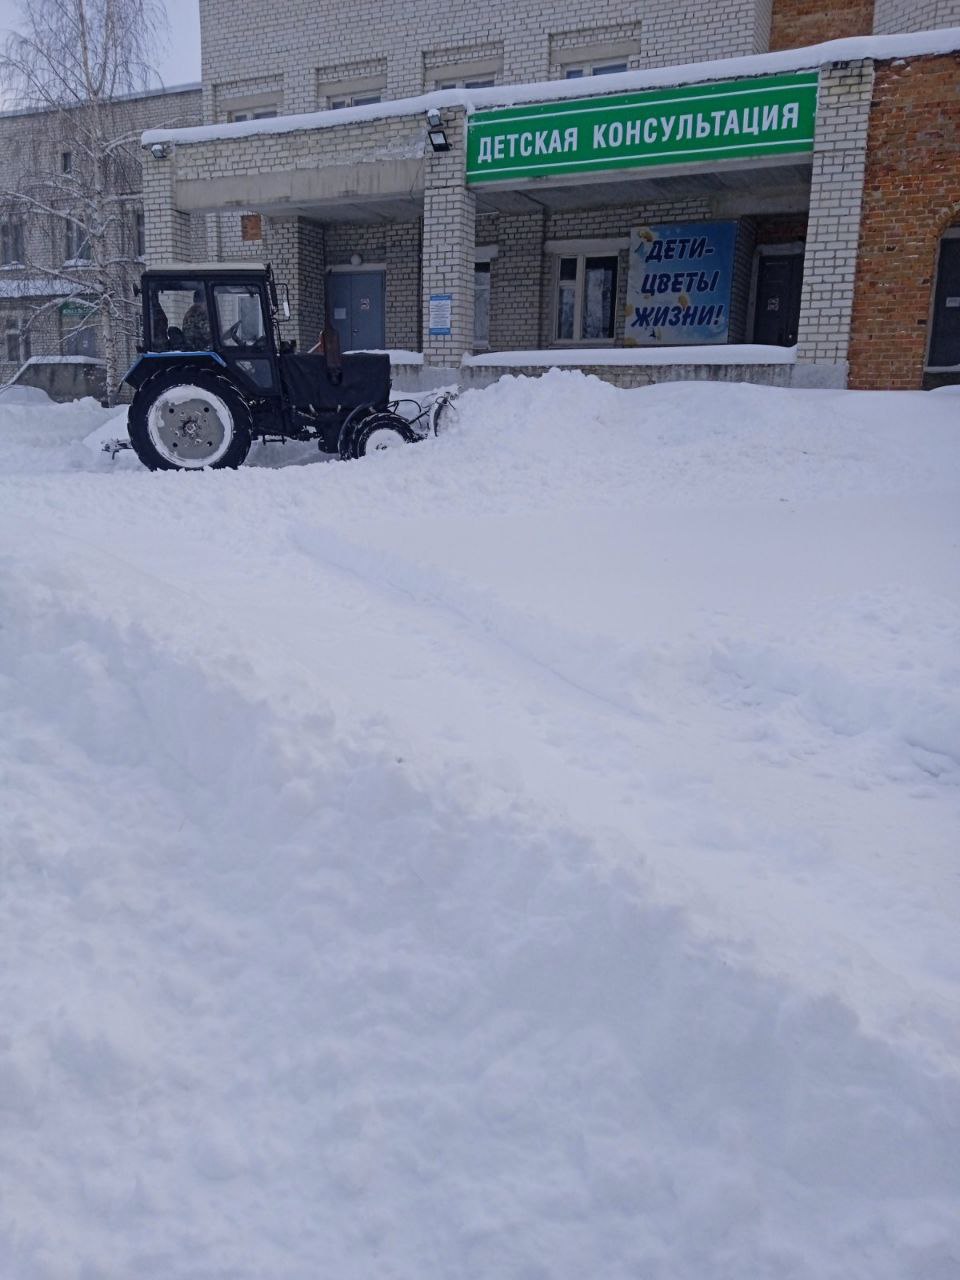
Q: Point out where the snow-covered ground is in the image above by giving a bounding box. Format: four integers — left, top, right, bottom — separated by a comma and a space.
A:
1, 372, 958, 1279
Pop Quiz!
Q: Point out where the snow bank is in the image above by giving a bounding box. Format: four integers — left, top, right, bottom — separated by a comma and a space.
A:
1, 371, 958, 1279
464, 343, 797, 367
0, 393, 113, 473
354, 348, 425, 365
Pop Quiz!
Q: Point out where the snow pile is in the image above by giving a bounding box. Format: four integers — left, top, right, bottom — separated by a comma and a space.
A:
354, 348, 426, 365
0, 392, 113, 473
1, 371, 958, 1279
464, 343, 797, 367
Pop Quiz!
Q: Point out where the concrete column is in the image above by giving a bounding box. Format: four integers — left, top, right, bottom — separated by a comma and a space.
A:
141, 148, 192, 265
422, 107, 476, 367
794, 59, 875, 387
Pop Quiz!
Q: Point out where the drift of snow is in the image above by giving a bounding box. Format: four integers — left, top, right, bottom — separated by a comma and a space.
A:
464, 343, 797, 367
0, 371, 958, 1280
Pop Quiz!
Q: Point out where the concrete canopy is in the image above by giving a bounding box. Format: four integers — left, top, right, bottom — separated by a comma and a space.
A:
161, 112, 429, 221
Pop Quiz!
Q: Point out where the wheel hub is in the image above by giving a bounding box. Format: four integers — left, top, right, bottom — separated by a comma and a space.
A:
146, 390, 231, 466
364, 427, 403, 452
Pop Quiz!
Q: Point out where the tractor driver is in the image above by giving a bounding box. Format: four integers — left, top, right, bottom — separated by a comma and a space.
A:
182, 288, 211, 350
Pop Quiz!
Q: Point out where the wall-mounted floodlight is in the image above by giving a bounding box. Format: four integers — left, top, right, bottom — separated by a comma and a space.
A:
149, 142, 169, 160
426, 107, 450, 152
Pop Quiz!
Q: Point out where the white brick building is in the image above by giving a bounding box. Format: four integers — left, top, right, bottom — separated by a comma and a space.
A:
137, 0, 960, 390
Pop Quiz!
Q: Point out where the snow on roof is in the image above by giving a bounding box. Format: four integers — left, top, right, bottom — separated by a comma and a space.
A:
22, 354, 106, 365
143, 27, 960, 147
0, 276, 82, 299
463, 344, 798, 369
0, 80, 200, 123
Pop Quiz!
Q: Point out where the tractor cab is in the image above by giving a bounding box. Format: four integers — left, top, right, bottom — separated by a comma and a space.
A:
136, 261, 285, 398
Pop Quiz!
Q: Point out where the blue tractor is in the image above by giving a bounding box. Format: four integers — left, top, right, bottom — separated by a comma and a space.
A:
123, 262, 447, 470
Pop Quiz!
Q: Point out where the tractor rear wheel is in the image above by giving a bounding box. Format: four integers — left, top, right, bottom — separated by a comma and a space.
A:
349, 411, 420, 459
128, 367, 253, 471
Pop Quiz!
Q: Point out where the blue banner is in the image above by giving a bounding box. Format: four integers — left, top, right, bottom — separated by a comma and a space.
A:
624, 221, 737, 346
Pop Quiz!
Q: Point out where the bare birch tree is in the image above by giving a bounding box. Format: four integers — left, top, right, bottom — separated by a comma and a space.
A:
0, 0, 167, 400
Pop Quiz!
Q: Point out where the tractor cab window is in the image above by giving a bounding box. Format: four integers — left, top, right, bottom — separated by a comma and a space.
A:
213, 283, 267, 352
146, 279, 208, 352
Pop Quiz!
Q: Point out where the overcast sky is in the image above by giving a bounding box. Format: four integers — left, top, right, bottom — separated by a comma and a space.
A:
0, 0, 202, 90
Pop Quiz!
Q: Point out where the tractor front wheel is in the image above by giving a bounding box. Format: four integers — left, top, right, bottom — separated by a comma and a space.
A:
128, 367, 253, 471
349, 411, 420, 459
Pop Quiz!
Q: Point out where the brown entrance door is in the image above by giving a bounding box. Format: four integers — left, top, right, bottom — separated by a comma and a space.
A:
753, 252, 804, 347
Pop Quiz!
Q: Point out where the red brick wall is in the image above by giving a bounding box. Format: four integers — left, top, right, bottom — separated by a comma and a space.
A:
849, 54, 960, 390
769, 0, 874, 51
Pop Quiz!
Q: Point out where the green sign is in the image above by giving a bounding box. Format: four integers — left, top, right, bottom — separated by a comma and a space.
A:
60, 298, 95, 318
466, 72, 818, 184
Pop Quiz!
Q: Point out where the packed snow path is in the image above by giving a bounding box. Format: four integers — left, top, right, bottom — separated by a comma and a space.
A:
1, 374, 958, 1279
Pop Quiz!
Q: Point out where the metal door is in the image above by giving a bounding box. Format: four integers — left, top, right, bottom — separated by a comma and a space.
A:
928, 237, 960, 368
327, 271, 386, 350
211, 280, 277, 394
753, 253, 804, 347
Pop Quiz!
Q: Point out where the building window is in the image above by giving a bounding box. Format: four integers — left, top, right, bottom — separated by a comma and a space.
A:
134, 209, 145, 259
1, 220, 24, 265
320, 67, 387, 110
555, 255, 619, 342
552, 29, 640, 81
61, 150, 72, 173
437, 77, 495, 89
227, 107, 278, 122
425, 45, 502, 92
5, 319, 30, 364
318, 57, 386, 110
563, 60, 629, 78
64, 221, 91, 264
327, 91, 381, 108
62, 317, 99, 358
474, 261, 491, 347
